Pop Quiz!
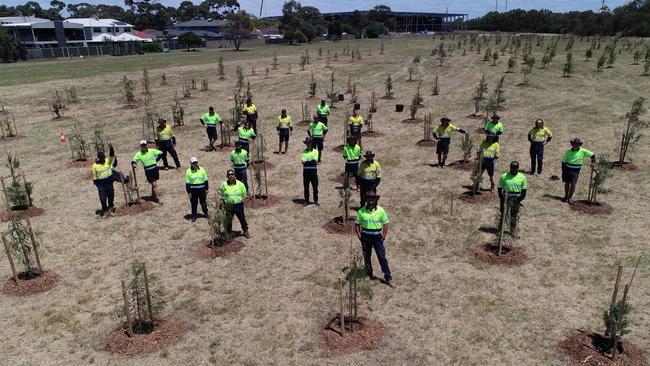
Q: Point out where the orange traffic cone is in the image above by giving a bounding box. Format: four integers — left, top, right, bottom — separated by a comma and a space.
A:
60, 132, 66, 143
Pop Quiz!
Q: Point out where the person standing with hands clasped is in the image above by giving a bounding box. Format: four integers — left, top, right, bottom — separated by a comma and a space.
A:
185, 157, 209, 222
355, 191, 394, 288
528, 119, 552, 175
561, 138, 596, 204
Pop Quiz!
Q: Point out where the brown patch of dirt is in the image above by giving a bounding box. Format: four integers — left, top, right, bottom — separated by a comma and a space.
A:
416, 139, 437, 147
323, 216, 356, 235
195, 239, 245, 258
361, 131, 385, 137
214, 144, 234, 153
297, 120, 311, 126
402, 118, 423, 124
472, 243, 528, 267
66, 159, 93, 168
331, 172, 345, 184
458, 191, 494, 204
379, 96, 395, 100
114, 201, 157, 216
0, 207, 45, 222
0, 135, 24, 142
448, 160, 476, 171
332, 144, 344, 153
305, 96, 320, 100
558, 331, 649, 366
3, 271, 59, 296
321, 316, 386, 357
244, 194, 281, 209
105, 318, 184, 355
466, 114, 485, 120
610, 162, 640, 172
51, 116, 71, 121
81, 171, 93, 180
474, 127, 487, 134
120, 104, 139, 110
570, 201, 613, 215
251, 160, 274, 170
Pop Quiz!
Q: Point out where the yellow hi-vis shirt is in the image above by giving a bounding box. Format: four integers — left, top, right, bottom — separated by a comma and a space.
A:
528, 127, 552, 142
91, 155, 115, 181
355, 205, 389, 233
343, 144, 362, 162
201, 112, 221, 126
238, 127, 256, 142
243, 104, 257, 115
348, 115, 364, 127
434, 124, 461, 139
132, 149, 162, 169
358, 160, 382, 180
230, 149, 249, 167
301, 148, 319, 170
277, 115, 293, 130
562, 148, 594, 169
219, 180, 247, 204
317, 104, 330, 116
185, 166, 208, 189
498, 172, 528, 196
308, 121, 328, 137
155, 124, 174, 141
479, 141, 500, 159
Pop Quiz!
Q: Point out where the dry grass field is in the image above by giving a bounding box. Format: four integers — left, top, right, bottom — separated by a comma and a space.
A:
0, 36, 649, 365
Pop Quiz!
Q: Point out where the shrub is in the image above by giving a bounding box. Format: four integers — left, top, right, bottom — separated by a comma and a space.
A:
4, 153, 33, 210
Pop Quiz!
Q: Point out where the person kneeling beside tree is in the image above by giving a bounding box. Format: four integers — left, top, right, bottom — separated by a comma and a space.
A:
185, 157, 209, 222
219, 169, 250, 238
497, 161, 528, 236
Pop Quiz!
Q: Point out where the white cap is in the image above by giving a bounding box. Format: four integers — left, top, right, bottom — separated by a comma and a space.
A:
190, 157, 198, 163
139, 140, 147, 145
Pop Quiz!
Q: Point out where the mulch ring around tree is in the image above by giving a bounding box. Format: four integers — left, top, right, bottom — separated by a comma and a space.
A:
361, 131, 385, 137
458, 191, 495, 204
402, 118, 423, 124
415, 139, 437, 147
305, 96, 320, 100
297, 120, 312, 126
51, 116, 71, 121
114, 201, 157, 217
105, 318, 185, 355
331, 172, 346, 184
609, 162, 640, 172
67, 159, 93, 169
0, 135, 24, 143
244, 194, 281, 209
332, 144, 345, 153
323, 216, 356, 235
448, 160, 476, 171
558, 331, 649, 366
120, 104, 139, 110
321, 316, 386, 357
472, 243, 528, 266
466, 114, 485, 120
3, 270, 59, 296
195, 239, 245, 259
0, 207, 45, 222
570, 201, 613, 215
379, 96, 395, 100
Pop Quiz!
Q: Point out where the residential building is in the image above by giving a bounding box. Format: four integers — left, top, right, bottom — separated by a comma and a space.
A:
64, 18, 135, 43
170, 19, 228, 39
0, 16, 85, 48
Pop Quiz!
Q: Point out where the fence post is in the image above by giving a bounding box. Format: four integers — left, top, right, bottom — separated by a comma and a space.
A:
2, 232, 18, 283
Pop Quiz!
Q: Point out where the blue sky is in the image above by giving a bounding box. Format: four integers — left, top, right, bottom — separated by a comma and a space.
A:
3, 0, 631, 18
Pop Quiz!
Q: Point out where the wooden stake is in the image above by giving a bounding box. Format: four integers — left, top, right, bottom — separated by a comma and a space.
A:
0, 119, 5, 139
2, 232, 18, 283
0, 177, 9, 210
143, 263, 154, 323
21, 172, 31, 207
339, 278, 345, 336
248, 164, 255, 200
119, 174, 129, 206
611, 284, 630, 359
497, 191, 509, 256
262, 160, 269, 197
121, 280, 134, 337
449, 191, 454, 215
131, 166, 140, 202
11, 113, 17, 137
605, 265, 623, 336
26, 219, 43, 273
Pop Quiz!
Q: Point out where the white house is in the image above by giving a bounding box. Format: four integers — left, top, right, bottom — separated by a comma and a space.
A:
63, 18, 136, 43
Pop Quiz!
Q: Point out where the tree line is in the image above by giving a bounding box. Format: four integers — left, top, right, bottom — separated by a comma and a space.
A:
467, 1, 650, 37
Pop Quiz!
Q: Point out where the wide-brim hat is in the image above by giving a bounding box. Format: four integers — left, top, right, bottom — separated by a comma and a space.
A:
158, 117, 166, 123
491, 114, 501, 120
365, 190, 380, 199
440, 116, 451, 123
363, 151, 375, 158
570, 138, 583, 145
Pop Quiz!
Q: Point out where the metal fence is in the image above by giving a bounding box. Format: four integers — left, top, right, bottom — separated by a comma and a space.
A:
23, 41, 196, 60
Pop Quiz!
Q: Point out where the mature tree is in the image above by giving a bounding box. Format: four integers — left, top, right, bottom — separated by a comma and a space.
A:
66, 3, 98, 18
198, 0, 239, 19
299, 6, 326, 42
279, 0, 304, 44
178, 32, 202, 51
225, 10, 253, 51
368, 4, 395, 30
0, 27, 25, 63
365, 22, 388, 38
